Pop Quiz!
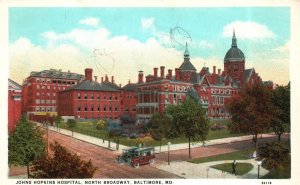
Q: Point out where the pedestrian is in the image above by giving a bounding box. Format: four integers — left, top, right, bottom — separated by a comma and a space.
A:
232, 160, 237, 175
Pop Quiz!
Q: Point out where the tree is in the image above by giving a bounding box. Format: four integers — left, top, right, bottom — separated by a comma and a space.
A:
67, 119, 77, 136
226, 84, 276, 147
95, 119, 107, 130
148, 112, 172, 152
54, 115, 63, 132
166, 92, 210, 159
271, 83, 290, 141
31, 141, 97, 178
8, 116, 45, 178
257, 142, 290, 176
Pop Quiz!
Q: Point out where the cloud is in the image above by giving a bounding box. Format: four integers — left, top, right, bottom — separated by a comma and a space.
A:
198, 40, 214, 49
273, 41, 290, 53
222, 21, 275, 40
79, 17, 100, 27
141, 18, 155, 29
10, 27, 186, 86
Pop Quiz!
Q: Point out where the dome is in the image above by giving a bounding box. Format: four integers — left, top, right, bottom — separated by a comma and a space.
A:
224, 30, 245, 63
224, 47, 245, 62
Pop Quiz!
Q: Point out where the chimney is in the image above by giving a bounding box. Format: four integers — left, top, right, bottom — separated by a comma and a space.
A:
167, 69, 172, 80
175, 68, 180, 81
213, 66, 216, 74
105, 75, 108, 82
154, 67, 158, 79
128, 80, 131, 84
111, 76, 114, 83
94, 76, 98, 82
119, 84, 122, 88
138, 70, 144, 83
101, 77, 103, 83
218, 69, 221, 75
84, 68, 93, 81
160, 66, 165, 78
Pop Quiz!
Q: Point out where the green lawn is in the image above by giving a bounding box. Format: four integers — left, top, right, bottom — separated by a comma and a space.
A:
210, 162, 254, 176
189, 149, 255, 164
261, 167, 291, 179
57, 121, 245, 147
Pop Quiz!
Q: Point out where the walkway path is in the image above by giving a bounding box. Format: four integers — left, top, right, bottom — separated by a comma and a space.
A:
155, 159, 269, 179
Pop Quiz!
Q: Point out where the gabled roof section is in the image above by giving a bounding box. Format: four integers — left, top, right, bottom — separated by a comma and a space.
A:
244, 68, 254, 83
122, 83, 138, 92
179, 60, 197, 71
8, 79, 21, 90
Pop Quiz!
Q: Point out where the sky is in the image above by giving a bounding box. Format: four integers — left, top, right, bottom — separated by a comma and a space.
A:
9, 7, 290, 86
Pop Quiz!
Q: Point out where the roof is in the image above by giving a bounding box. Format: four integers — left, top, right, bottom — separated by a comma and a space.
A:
67, 80, 120, 92
102, 81, 121, 90
244, 68, 254, 83
179, 60, 196, 71
29, 69, 84, 80
224, 47, 245, 62
224, 31, 245, 63
122, 83, 138, 92
8, 78, 21, 90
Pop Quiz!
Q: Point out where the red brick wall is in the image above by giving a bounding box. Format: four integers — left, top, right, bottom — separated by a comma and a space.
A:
8, 90, 22, 131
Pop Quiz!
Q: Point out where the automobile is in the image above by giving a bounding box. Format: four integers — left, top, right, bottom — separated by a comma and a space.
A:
116, 147, 139, 163
130, 147, 155, 168
129, 133, 139, 139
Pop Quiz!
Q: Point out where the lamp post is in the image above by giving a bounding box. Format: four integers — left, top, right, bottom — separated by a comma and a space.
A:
257, 160, 262, 179
46, 121, 49, 155
167, 142, 171, 165
206, 167, 209, 178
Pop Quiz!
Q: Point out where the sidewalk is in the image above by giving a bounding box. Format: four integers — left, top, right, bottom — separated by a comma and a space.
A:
37, 123, 126, 151
154, 159, 269, 179
39, 123, 276, 153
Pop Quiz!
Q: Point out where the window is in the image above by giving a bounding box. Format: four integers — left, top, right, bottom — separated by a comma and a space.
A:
36, 100, 40, 104
47, 86, 50, 90
78, 93, 81, 99
109, 95, 112, 100
84, 94, 88, 99
115, 96, 118, 100
46, 100, 50, 104
53, 93, 56, 97
132, 106, 136, 112
125, 106, 128, 112
36, 78, 40, 82
91, 104, 94, 111
52, 107, 56, 111
42, 86, 45, 89
41, 100, 45, 104
37, 85, 40, 89
104, 105, 106, 111
84, 104, 88, 111
36, 93, 40, 96
36, 107, 40, 112
109, 104, 112, 111
115, 104, 118, 111
78, 104, 81, 111
91, 93, 94, 99
47, 107, 50, 112
47, 93, 50, 97
97, 104, 100, 111
52, 100, 56, 105
234, 64, 238, 72
97, 94, 100, 100
165, 85, 168, 91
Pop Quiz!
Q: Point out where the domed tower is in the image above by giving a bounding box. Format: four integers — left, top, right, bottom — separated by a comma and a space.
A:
178, 42, 196, 81
224, 30, 245, 84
